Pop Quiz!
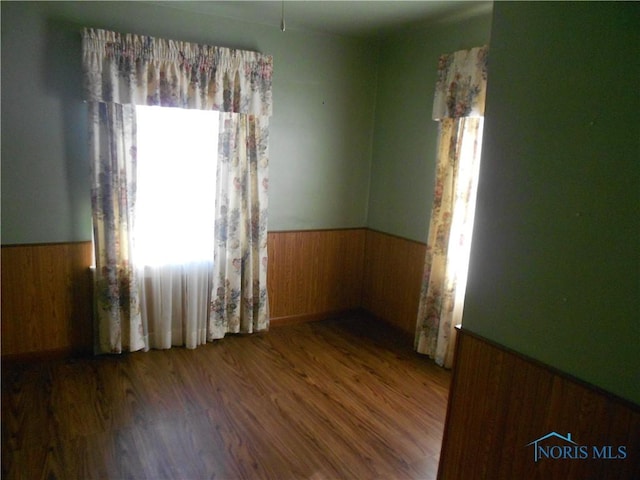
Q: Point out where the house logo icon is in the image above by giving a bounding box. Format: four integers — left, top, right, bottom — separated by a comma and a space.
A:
527, 431, 628, 462
526, 432, 582, 462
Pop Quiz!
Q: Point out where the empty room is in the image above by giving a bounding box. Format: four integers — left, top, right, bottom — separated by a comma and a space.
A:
1, 1, 638, 479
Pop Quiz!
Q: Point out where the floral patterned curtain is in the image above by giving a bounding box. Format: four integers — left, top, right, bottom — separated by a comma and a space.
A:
88, 102, 146, 353
209, 112, 270, 339
82, 29, 272, 115
82, 28, 272, 353
432, 46, 488, 120
415, 46, 488, 368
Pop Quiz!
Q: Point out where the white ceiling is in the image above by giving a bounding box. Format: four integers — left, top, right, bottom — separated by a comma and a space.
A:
157, 1, 493, 38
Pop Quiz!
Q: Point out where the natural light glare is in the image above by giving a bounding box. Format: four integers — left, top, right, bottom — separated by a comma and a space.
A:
134, 105, 219, 266
446, 118, 484, 323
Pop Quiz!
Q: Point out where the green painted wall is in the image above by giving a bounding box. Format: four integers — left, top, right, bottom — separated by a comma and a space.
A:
1, 1, 378, 244
367, 7, 493, 243
463, 2, 640, 405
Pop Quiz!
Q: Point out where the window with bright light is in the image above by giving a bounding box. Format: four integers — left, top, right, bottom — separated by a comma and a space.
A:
134, 106, 219, 266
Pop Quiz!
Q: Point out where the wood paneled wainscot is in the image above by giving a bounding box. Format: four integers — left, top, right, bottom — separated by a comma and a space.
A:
2, 230, 428, 358
361, 229, 426, 336
1, 242, 94, 360
267, 229, 366, 324
438, 328, 640, 479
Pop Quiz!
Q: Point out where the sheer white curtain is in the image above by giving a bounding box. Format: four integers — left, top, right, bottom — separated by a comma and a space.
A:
138, 264, 212, 349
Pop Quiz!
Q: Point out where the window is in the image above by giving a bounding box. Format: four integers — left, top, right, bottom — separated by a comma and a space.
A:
83, 28, 272, 353
445, 117, 484, 330
134, 106, 219, 266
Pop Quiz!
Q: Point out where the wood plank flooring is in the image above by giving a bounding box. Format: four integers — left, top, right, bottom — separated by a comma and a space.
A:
2, 314, 451, 480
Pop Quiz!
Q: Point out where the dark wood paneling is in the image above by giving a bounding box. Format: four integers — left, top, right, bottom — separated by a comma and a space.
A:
438, 329, 640, 479
2, 229, 424, 357
1, 242, 94, 359
267, 229, 366, 323
361, 229, 426, 336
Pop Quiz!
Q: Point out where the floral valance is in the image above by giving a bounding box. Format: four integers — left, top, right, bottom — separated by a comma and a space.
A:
82, 28, 273, 117
432, 45, 488, 120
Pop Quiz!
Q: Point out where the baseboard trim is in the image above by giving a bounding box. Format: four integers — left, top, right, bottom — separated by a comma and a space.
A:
269, 308, 363, 327
2, 347, 93, 365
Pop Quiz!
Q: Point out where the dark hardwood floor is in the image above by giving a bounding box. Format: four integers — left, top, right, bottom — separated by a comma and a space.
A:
2, 314, 451, 480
